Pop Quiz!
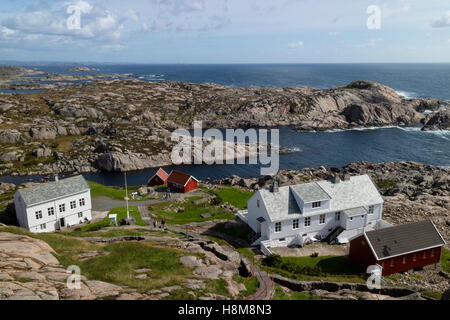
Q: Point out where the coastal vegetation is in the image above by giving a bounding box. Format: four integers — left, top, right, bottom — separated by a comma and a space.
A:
80, 206, 147, 232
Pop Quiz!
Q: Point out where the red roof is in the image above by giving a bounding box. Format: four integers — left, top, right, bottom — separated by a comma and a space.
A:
155, 168, 169, 181
167, 171, 197, 186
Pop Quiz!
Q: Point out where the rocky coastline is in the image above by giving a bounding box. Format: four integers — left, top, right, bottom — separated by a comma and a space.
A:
0, 66, 449, 176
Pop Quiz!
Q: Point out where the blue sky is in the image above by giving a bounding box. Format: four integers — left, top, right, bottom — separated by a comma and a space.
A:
0, 0, 449, 63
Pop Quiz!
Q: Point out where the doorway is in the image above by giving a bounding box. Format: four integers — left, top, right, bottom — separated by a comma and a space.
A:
60, 218, 65, 228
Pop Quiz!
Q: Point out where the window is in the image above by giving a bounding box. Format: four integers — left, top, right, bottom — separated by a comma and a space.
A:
78, 212, 83, 218
368, 205, 374, 214
413, 254, 417, 261
312, 201, 321, 208
35, 211, 43, 220
350, 217, 353, 221
293, 219, 299, 229
275, 222, 282, 233
402, 257, 406, 264
79, 198, 86, 207
40, 223, 46, 230
59, 204, 66, 213
48, 207, 55, 216
70, 201, 76, 210
390, 259, 394, 267
279, 238, 285, 242
335, 212, 341, 221
319, 214, 326, 224
257, 200, 260, 208
304, 217, 311, 227
431, 249, 435, 257
381, 262, 384, 268
361, 240, 366, 246
423, 251, 427, 259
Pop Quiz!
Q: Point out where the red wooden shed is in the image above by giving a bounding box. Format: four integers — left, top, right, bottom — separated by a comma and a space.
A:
349, 220, 445, 276
167, 171, 199, 193
147, 168, 169, 187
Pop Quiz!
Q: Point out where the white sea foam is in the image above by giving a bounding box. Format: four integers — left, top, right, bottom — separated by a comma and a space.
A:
396, 90, 418, 99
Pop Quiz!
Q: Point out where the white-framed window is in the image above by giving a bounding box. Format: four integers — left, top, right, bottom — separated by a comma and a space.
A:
423, 251, 427, 259
312, 201, 321, 208
390, 259, 394, 267
431, 249, 435, 257
35, 211, 43, 220
78, 212, 83, 218
59, 204, 66, 213
361, 240, 366, 246
413, 254, 417, 261
275, 222, 282, 233
293, 219, 299, 229
304, 217, 311, 227
368, 205, 374, 214
319, 214, 326, 224
79, 198, 85, 207
402, 257, 406, 264
48, 207, 55, 216
40, 223, 46, 230
335, 212, 341, 221
70, 201, 76, 209
257, 200, 260, 208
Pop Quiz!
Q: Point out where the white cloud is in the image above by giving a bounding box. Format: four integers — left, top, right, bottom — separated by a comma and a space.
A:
287, 40, 304, 49
431, 11, 450, 28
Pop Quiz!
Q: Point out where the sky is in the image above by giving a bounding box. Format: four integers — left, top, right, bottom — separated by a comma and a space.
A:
0, 0, 449, 63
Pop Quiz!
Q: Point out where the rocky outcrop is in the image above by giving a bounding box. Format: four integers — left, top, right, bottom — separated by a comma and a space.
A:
0, 130, 24, 144
422, 109, 450, 131
96, 152, 171, 172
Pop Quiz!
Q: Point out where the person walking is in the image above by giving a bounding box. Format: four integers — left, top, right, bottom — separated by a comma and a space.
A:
161, 218, 166, 230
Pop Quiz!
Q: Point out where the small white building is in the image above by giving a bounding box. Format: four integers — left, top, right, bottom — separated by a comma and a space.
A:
14, 175, 92, 233
238, 174, 391, 253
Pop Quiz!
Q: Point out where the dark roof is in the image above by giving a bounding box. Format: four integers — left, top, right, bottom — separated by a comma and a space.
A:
154, 168, 169, 181
257, 217, 266, 223
17, 175, 90, 207
167, 171, 197, 186
365, 220, 445, 260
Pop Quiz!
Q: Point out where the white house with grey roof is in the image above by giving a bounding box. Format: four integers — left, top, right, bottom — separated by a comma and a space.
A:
239, 174, 390, 252
14, 175, 92, 233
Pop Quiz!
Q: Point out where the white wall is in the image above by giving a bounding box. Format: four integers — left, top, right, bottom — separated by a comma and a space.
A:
18, 190, 92, 234
247, 192, 270, 235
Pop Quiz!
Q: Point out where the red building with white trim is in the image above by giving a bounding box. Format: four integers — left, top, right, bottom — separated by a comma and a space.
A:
167, 171, 199, 193
349, 220, 445, 276
147, 168, 169, 187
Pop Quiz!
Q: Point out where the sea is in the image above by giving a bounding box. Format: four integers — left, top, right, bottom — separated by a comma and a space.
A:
1, 63, 449, 186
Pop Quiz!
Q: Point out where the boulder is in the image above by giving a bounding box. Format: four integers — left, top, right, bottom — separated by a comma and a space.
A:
0, 151, 20, 162
33, 148, 52, 158
422, 109, 450, 131
29, 128, 57, 140
0, 130, 24, 144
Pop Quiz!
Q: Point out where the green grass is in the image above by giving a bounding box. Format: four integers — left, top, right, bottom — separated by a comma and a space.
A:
80, 207, 146, 232
208, 186, 254, 209
149, 198, 236, 225
234, 275, 259, 297
65, 241, 194, 292
441, 248, 450, 272
420, 290, 443, 300
87, 181, 159, 201
273, 285, 321, 300
375, 179, 398, 190
261, 255, 366, 283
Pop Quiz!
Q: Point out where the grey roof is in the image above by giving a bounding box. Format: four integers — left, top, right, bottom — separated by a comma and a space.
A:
259, 186, 301, 221
365, 220, 446, 260
290, 182, 331, 203
317, 174, 383, 212
18, 175, 90, 207
343, 207, 368, 217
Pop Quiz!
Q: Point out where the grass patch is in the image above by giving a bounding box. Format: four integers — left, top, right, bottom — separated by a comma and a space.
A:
261, 254, 366, 283
207, 186, 254, 209
273, 285, 321, 300
376, 179, 398, 190
88, 181, 159, 201
420, 290, 443, 300
441, 248, 450, 273
234, 275, 259, 297
80, 207, 146, 232
149, 198, 235, 225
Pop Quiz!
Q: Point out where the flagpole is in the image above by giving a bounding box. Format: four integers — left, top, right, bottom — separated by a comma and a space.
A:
125, 172, 130, 220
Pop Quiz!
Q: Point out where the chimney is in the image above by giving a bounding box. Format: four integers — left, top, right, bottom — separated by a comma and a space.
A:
271, 177, 279, 193
55, 175, 59, 182
343, 174, 351, 181
332, 175, 341, 184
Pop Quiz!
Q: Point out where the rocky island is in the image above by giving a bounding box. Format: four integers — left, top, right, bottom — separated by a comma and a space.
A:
0, 66, 448, 176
